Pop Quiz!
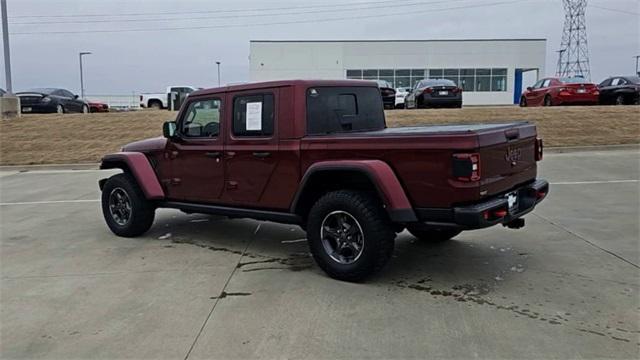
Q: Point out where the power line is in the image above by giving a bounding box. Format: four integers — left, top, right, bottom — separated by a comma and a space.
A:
8, 0, 408, 19
10, 0, 527, 35
588, 4, 640, 16
9, 0, 466, 25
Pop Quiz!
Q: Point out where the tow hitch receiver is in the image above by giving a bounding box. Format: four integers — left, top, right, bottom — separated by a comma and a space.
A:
504, 218, 525, 229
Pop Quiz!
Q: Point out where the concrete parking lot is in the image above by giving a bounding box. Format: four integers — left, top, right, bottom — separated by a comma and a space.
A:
1, 148, 638, 359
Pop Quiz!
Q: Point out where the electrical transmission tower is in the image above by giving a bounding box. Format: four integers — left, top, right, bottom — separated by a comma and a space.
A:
556, 0, 591, 80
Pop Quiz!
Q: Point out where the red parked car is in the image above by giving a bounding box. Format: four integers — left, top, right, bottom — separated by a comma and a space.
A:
88, 101, 109, 113
519, 77, 599, 107
99, 80, 548, 281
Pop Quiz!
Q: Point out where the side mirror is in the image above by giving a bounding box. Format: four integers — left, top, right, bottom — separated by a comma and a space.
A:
74, 95, 79, 99
526, 87, 533, 91
163, 121, 177, 138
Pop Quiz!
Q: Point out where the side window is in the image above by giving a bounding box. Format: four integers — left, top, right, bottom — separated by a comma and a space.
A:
232, 94, 274, 137
599, 79, 612, 87
532, 80, 544, 89
541, 79, 551, 88
181, 99, 221, 138
611, 78, 620, 86
619, 78, 627, 85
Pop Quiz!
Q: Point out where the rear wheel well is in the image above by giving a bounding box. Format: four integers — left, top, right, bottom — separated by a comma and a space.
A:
148, 99, 163, 108
293, 170, 383, 220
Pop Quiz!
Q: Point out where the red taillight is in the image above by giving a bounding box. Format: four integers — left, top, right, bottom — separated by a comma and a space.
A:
535, 190, 546, 200
483, 207, 508, 221
452, 87, 462, 93
452, 153, 481, 182
423, 87, 433, 94
535, 138, 543, 161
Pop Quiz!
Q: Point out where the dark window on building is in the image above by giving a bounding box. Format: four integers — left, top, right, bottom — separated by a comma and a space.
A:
232, 94, 274, 137
307, 87, 385, 135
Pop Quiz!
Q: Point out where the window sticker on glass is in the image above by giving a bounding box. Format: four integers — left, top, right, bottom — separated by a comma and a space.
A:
246, 102, 262, 131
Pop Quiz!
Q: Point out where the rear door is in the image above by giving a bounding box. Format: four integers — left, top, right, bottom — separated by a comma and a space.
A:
221, 89, 280, 208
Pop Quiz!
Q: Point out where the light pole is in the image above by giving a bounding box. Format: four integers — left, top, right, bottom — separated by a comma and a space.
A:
79, 51, 91, 99
635, 55, 640, 76
1, 0, 13, 94
215, 61, 221, 87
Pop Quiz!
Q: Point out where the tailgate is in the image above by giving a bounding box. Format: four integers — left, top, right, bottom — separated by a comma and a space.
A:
476, 123, 538, 197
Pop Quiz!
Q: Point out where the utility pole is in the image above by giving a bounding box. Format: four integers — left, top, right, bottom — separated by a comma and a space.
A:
635, 55, 640, 76
1, 0, 12, 93
79, 51, 91, 99
216, 61, 221, 87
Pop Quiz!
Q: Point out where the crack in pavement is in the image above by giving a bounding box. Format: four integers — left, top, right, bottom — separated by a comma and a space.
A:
532, 213, 639, 269
182, 223, 261, 360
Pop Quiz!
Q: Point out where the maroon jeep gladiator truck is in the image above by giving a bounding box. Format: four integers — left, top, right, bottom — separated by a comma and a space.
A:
99, 80, 548, 281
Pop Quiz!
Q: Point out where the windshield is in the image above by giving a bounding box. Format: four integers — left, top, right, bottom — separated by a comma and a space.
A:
306, 86, 386, 135
418, 79, 456, 87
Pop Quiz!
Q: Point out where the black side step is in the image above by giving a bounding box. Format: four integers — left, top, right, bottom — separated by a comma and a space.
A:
159, 201, 302, 225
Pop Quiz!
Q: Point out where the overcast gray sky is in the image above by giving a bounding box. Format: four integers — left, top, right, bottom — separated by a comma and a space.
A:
2, 0, 638, 94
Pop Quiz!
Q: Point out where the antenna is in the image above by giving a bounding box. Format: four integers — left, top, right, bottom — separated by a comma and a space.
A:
556, 0, 591, 80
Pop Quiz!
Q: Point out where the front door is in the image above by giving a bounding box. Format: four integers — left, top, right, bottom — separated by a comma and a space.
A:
221, 91, 279, 208
165, 96, 225, 203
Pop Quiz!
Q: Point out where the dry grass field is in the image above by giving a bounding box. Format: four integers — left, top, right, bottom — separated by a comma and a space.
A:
1, 106, 638, 165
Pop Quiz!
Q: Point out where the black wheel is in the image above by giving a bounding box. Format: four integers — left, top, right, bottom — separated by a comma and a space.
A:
149, 100, 162, 110
82, 104, 89, 113
519, 96, 527, 107
101, 173, 155, 237
615, 95, 625, 105
543, 95, 552, 107
407, 224, 461, 243
306, 191, 395, 282
56, 104, 64, 114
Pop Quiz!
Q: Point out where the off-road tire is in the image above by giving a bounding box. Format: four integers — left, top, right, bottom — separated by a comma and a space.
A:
306, 190, 395, 282
406, 224, 461, 243
101, 173, 155, 237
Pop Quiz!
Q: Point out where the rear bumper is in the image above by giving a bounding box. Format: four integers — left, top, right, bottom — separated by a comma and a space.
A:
420, 95, 462, 106
414, 179, 549, 229
556, 94, 598, 104
20, 103, 58, 113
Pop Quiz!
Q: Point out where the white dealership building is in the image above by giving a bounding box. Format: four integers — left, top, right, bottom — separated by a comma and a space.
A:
249, 39, 546, 106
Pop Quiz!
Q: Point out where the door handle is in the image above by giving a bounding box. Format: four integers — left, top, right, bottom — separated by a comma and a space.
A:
252, 152, 271, 158
205, 151, 221, 158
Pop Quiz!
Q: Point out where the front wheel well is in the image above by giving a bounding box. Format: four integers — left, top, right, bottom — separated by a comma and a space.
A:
99, 160, 134, 189
293, 170, 383, 220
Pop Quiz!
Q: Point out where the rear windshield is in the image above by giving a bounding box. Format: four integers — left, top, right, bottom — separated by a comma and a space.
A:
306, 86, 386, 135
560, 77, 588, 84
375, 80, 392, 88
26, 88, 56, 94
626, 76, 640, 84
418, 79, 456, 87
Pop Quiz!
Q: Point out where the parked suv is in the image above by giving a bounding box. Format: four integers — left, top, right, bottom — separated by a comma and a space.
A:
99, 80, 548, 281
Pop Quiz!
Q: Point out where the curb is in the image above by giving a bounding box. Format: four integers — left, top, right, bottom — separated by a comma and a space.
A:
0, 163, 100, 171
546, 144, 639, 153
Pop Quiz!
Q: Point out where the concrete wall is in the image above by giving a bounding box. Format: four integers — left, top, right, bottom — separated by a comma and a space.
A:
250, 40, 547, 105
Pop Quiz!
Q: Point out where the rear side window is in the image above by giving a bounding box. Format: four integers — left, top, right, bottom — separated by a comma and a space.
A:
306, 87, 385, 135
232, 94, 274, 137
